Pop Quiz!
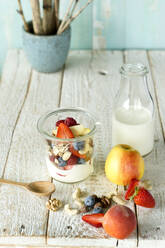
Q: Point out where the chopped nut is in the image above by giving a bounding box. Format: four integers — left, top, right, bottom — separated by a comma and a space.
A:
58, 152, 63, 157
91, 194, 98, 199
53, 146, 59, 156
46, 198, 62, 212
64, 204, 79, 215
112, 195, 127, 205
72, 188, 84, 208
80, 205, 93, 213
94, 202, 103, 208
75, 199, 84, 208
72, 188, 81, 199
48, 151, 52, 156
79, 150, 86, 155
52, 129, 57, 136
140, 180, 152, 190
62, 151, 72, 161
100, 196, 111, 208
54, 158, 59, 164
58, 144, 69, 153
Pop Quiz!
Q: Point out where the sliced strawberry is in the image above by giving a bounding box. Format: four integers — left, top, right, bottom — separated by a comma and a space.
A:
125, 179, 139, 200
134, 188, 155, 208
69, 146, 86, 159
82, 213, 104, 228
56, 123, 74, 139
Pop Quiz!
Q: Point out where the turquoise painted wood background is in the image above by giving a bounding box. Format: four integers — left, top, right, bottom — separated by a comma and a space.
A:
0, 0, 165, 73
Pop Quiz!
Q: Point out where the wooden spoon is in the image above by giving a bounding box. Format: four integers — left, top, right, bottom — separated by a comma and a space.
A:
0, 179, 55, 196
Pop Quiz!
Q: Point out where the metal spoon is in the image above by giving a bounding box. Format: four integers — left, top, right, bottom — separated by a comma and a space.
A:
0, 178, 55, 196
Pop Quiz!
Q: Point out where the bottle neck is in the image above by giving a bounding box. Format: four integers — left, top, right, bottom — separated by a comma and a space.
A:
116, 73, 154, 115
122, 75, 148, 108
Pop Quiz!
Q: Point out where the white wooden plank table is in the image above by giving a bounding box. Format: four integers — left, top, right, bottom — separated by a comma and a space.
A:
0, 49, 165, 248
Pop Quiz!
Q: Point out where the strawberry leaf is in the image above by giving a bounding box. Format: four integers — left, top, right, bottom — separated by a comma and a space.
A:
130, 187, 140, 201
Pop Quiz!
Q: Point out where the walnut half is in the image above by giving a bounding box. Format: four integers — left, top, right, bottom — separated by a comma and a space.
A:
46, 198, 62, 212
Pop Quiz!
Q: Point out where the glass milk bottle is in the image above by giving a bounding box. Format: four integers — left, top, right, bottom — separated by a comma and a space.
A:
112, 63, 154, 156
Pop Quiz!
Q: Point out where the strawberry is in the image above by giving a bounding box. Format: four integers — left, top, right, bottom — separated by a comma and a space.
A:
125, 179, 155, 208
69, 146, 86, 159
67, 155, 78, 165
56, 123, 74, 139
125, 179, 139, 200
64, 117, 77, 127
56, 119, 65, 127
134, 188, 155, 208
82, 213, 104, 228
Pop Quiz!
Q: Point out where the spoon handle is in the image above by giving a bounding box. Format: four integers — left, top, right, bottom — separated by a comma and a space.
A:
0, 178, 27, 188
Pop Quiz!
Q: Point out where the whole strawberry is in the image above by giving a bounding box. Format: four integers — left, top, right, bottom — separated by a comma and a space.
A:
125, 179, 155, 208
133, 187, 155, 208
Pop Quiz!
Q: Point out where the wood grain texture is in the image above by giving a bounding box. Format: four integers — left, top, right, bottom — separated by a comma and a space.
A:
47, 50, 136, 247
124, 50, 165, 247
148, 51, 165, 135
0, 50, 31, 177
0, 51, 63, 245
1, 49, 165, 247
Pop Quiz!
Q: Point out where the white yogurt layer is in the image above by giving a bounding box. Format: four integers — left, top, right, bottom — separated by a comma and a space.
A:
46, 157, 94, 183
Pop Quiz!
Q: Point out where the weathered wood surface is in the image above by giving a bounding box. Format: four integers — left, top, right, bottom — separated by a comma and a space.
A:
0, 50, 165, 247
0, 50, 63, 245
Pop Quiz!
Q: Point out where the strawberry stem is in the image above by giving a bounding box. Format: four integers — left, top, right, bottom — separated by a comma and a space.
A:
130, 187, 139, 201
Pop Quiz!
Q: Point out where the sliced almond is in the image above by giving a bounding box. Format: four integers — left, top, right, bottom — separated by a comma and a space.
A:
72, 188, 81, 199
52, 129, 57, 136
58, 152, 63, 157
54, 158, 59, 164
79, 150, 86, 155
53, 146, 59, 156
62, 151, 71, 161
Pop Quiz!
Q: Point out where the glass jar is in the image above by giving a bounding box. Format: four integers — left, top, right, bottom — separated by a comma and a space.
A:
37, 108, 97, 183
112, 63, 154, 156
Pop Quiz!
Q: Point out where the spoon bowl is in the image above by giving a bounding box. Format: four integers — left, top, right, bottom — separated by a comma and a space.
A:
27, 181, 56, 196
